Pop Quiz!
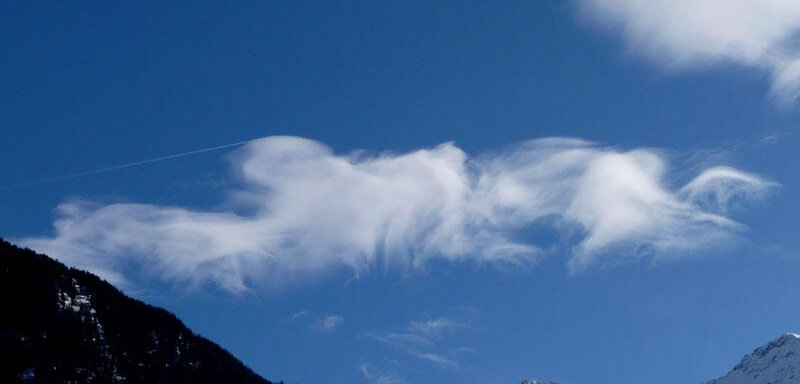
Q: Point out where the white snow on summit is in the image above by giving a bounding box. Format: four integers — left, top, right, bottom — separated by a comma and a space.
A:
707, 333, 800, 384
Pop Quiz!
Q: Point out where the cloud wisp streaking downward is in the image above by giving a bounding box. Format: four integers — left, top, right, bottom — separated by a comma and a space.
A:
577, 0, 800, 105
21, 136, 775, 292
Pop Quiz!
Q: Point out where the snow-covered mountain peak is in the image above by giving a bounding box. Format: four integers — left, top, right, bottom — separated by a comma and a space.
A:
707, 333, 800, 384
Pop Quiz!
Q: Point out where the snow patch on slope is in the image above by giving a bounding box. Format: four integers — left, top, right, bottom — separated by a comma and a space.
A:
707, 333, 800, 384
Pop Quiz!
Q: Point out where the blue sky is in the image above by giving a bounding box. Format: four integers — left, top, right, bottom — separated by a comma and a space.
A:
2, 1, 800, 383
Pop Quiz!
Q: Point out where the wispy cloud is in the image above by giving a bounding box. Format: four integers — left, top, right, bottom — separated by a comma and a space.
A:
313, 315, 344, 333
680, 166, 779, 213
358, 363, 406, 384
288, 309, 311, 322
20, 136, 774, 291
577, 0, 800, 105
759, 131, 795, 146
409, 317, 471, 338
364, 317, 474, 369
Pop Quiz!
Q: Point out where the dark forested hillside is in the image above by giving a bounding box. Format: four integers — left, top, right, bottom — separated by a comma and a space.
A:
0, 239, 275, 384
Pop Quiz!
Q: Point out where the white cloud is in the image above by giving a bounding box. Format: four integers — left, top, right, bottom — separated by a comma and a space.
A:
313, 315, 344, 333
20, 136, 774, 292
680, 166, 778, 213
577, 0, 800, 105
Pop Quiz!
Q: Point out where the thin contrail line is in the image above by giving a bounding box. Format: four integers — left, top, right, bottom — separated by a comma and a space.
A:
0, 139, 255, 191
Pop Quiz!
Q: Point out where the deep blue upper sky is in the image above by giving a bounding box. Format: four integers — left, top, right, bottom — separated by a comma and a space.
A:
2, 1, 800, 383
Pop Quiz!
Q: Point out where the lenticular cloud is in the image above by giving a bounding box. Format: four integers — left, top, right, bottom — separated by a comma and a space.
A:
22, 136, 775, 292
